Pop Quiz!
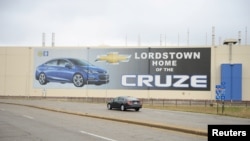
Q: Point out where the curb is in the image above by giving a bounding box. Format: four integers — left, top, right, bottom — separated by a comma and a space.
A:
0, 102, 207, 136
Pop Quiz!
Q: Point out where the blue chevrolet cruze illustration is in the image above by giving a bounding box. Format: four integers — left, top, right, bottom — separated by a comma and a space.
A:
35, 58, 109, 87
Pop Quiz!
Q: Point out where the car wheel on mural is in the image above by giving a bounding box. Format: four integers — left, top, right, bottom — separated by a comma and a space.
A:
38, 73, 47, 85
35, 58, 109, 87
72, 73, 84, 87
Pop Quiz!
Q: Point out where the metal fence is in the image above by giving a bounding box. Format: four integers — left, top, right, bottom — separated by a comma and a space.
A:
64, 97, 250, 107
1, 96, 249, 108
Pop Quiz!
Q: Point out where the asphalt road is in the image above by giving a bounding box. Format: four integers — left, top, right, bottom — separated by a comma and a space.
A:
1, 99, 249, 130
1, 99, 250, 140
0, 103, 206, 141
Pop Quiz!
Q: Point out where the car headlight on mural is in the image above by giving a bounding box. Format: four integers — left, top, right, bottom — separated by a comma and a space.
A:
84, 69, 99, 74
35, 58, 109, 87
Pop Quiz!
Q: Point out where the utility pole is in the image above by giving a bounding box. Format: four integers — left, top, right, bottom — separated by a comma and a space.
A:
42, 33, 45, 47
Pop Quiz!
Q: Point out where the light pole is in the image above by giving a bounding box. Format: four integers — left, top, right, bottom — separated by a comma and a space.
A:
223, 39, 237, 102
223, 39, 237, 64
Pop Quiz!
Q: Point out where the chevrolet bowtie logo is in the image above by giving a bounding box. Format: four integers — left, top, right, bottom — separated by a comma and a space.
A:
95, 52, 131, 64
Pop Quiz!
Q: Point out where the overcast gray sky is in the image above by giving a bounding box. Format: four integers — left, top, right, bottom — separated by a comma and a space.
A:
0, 0, 249, 46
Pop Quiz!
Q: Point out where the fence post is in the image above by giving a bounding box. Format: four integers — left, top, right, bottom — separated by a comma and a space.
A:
217, 101, 219, 114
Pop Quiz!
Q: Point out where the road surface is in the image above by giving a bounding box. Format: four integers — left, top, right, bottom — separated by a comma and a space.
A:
0, 102, 206, 141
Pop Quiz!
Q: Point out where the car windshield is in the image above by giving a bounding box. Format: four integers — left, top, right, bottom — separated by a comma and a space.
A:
68, 59, 93, 66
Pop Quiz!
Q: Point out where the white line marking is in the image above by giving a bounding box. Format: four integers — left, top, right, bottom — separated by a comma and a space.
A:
22, 115, 34, 119
80, 130, 118, 141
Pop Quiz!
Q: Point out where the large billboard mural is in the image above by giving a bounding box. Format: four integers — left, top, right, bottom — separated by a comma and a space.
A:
34, 47, 211, 91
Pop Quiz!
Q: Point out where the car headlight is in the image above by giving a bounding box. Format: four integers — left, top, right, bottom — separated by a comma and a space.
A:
84, 69, 98, 74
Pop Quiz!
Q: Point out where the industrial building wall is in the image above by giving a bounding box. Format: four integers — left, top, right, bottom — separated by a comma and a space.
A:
0, 46, 249, 100
214, 45, 250, 100
0, 47, 31, 97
